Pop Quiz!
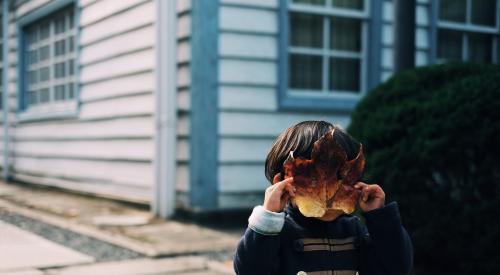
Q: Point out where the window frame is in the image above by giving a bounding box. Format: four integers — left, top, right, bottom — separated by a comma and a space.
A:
430, 0, 500, 64
16, 0, 80, 122
278, 0, 382, 112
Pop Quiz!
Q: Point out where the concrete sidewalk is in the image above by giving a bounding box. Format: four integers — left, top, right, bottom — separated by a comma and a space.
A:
0, 221, 93, 273
0, 223, 226, 275
0, 182, 240, 274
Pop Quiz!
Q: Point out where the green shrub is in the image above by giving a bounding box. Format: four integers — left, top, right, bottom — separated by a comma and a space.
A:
348, 63, 500, 274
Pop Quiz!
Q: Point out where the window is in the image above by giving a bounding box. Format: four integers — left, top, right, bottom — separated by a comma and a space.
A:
19, 3, 78, 117
437, 0, 499, 63
280, 0, 373, 111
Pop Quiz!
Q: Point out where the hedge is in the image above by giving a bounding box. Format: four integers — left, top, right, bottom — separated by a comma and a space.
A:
348, 63, 500, 274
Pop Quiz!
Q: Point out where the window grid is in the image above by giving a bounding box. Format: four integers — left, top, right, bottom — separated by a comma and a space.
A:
437, 0, 500, 64
24, 5, 76, 109
287, 0, 369, 95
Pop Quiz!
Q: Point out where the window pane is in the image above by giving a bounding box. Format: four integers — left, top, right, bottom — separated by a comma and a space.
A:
471, 0, 496, 26
330, 17, 361, 51
55, 16, 66, 34
439, 0, 466, 23
39, 88, 50, 103
40, 67, 50, 82
437, 29, 463, 61
292, 0, 325, 5
28, 71, 37, 85
289, 54, 323, 90
54, 62, 66, 78
290, 13, 323, 48
55, 85, 65, 100
28, 90, 38, 105
54, 40, 66, 56
329, 57, 360, 92
39, 46, 50, 61
68, 84, 75, 99
26, 28, 38, 45
28, 50, 38, 65
468, 33, 493, 64
39, 22, 50, 40
68, 36, 75, 52
332, 0, 363, 10
68, 60, 75, 75
69, 11, 75, 29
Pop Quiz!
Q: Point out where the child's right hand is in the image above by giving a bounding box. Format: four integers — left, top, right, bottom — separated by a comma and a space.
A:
263, 174, 296, 213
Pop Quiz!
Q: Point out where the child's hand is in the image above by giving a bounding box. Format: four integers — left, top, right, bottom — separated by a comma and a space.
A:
263, 174, 296, 213
354, 182, 385, 212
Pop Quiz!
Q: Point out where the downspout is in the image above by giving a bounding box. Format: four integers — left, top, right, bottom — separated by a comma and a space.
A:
2, 0, 9, 182
153, 0, 177, 218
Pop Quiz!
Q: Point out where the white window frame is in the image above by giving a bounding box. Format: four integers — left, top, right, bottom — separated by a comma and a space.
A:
436, 0, 500, 63
17, 0, 79, 122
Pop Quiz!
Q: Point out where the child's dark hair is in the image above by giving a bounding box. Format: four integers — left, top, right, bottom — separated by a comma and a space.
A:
265, 120, 360, 183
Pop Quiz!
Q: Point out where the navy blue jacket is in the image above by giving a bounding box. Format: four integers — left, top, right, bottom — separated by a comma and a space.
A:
234, 202, 413, 275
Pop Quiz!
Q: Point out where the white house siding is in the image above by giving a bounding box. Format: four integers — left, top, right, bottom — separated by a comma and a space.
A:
381, 0, 432, 81
217, 0, 352, 209
0, 0, 157, 203
175, 0, 191, 208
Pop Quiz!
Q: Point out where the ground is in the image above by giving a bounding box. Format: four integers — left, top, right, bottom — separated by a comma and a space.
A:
0, 182, 243, 275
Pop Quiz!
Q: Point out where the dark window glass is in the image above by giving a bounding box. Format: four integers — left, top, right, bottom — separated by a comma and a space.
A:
290, 13, 323, 48
471, 0, 496, 27
329, 58, 360, 92
39, 46, 50, 61
469, 33, 493, 63
439, 0, 466, 23
68, 84, 75, 99
39, 67, 50, 82
54, 62, 66, 78
55, 85, 66, 100
332, 0, 363, 10
289, 54, 323, 90
54, 40, 66, 56
39, 88, 50, 103
292, 0, 325, 5
39, 22, 50, 40
437, 29, 463, 61
330, 17, 361, 51
68, 60, 75, 75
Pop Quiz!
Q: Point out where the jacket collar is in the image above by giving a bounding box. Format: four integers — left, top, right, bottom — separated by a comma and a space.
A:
284, 202, 329, 228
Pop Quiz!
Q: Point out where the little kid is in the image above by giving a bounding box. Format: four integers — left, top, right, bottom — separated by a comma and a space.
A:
234, 120, 413, 275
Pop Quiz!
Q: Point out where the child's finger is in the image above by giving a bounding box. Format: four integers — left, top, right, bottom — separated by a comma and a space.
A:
284, 183, 296, 197
273, 173, 282, 184
274, 177, 293, 193
362, 185, 382, 201
354, 182, 367, 189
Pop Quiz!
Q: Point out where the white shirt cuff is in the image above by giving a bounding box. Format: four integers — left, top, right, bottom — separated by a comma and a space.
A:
248, 205, 285, 235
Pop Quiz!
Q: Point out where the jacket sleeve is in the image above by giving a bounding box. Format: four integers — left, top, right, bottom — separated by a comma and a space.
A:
233, 206, 284, 275
358, 202, 413, 275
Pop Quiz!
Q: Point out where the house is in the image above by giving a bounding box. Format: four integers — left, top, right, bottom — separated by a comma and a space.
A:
0, 0, 497, 217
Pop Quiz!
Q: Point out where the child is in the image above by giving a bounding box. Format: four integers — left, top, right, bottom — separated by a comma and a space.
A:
234, 121, 413, 275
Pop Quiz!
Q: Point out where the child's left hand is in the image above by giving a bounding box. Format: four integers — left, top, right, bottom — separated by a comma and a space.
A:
354, 182, 385, 212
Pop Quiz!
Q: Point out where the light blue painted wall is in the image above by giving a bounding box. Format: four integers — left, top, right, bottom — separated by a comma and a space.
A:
2, 0, 158, 203
217, 0, 358, 209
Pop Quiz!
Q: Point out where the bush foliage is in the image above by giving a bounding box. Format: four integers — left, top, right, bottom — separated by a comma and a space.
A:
348, 63, 500, 274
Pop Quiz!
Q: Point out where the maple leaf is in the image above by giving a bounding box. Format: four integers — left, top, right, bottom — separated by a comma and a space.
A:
283, 129, 365, 220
